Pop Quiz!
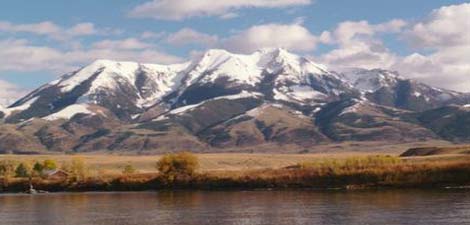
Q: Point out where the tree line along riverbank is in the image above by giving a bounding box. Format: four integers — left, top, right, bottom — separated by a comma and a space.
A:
1, 153, 470, 193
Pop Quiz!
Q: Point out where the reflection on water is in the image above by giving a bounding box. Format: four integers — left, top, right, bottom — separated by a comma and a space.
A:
0, 189, 469, 225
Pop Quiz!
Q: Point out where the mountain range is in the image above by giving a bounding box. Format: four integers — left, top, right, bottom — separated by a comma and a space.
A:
1, 48, 469, 154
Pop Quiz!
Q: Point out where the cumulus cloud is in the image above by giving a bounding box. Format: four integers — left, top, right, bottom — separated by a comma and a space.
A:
166, 28, 219, 47
0, 38, 183, 74
67, 23, 98, 36
318, 3, 470, 92
405, 3, 470, 49
374, 19, 408, 33
0, 39, 65, 72
129, 0, 312, 20
0, 80, 28, 107
394, 3, 470, 92
1, 3, 469, 93
92, 38, 153, 50
0, 21, 61, 35
319, 20, 405, 70
222, 23, 318, 53
321, 42, 397, 70
0, 21, 115, 41
392, 46, 470, 92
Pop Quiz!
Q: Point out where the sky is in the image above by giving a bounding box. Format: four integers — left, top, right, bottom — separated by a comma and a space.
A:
0, 0, 469, 106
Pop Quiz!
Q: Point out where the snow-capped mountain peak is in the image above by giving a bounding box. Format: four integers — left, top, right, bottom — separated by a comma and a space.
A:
1, 49, 364, 122
341, 68, 403, 92
185, 49, 263, 86
184, 48, 331, 87
4, 48, 469, 124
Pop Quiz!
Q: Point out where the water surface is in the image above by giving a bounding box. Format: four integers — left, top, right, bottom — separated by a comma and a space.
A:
0, 189, 469, 225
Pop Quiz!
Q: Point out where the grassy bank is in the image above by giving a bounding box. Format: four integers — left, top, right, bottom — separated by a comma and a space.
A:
0, 153, 383, 174
1, 154, 470, 192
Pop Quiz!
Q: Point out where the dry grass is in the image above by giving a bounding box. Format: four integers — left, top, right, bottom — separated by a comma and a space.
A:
0, 153, 386, 174
199, 155, 470, 189
1, 153, 470, 192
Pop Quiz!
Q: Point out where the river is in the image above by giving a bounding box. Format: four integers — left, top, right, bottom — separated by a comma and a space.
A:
0, 189, 469, 225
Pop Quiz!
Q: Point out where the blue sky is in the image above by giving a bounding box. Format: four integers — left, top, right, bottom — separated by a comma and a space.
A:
0, 0, 469, 105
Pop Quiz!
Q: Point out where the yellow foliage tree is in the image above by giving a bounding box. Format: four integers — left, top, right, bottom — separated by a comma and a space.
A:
156, 152, 199, 183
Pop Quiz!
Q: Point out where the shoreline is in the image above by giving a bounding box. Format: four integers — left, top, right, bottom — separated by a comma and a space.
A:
2, 169, 470, 194
3, 186, 470, 195
2, 153, 470, 194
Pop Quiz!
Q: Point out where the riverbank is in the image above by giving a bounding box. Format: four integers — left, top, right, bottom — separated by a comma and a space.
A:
1, 154, 470, 193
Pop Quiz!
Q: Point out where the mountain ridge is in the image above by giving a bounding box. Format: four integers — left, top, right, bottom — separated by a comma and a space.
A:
0, 48, 469, 154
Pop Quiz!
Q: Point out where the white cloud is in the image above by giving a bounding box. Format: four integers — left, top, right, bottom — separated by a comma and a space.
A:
0, 21, 61, 35
0, 80, 28, 107
67, 23, 97, 36
318, 4, 470, 92
222, 23, 317, 53
374, 19, 408, 33
321, 41, 397, 70
129, 0, 312, 20
319, 20, 404, 70
141, 31, 166, 39
0, 38, 183, 74
331, 21, 375, 45
393, 3, 470, 92
92, 38, 153, 50
166, 28, 218, 47
61, 48, 184, 66
318, 31, 333, 44
0, 39, 65, 72
406, 3, 470, 49
0, 21, 113, 41
392, 46, 470, 92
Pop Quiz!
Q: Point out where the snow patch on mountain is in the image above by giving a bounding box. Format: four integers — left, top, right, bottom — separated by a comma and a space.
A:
59, 59, 139, 92
339, 99, 368, 116
6, 48, 469, 124
341, 68, 401, 92
246, 105, 267, 117
286, 85, 327, 101
274, 85, 328, 104
135, 63, 190, 107
168, 91, 262, 115
188, 49, 263, 86
273, 88, 291, 102
58, 59, 191, 108
43, 104, 95, 121
2, 96, 39, 118
184, 48, 330, 89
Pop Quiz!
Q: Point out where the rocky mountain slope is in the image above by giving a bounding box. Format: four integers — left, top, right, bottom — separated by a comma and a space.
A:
0, 105, 5, 119
0, 48, 469, 154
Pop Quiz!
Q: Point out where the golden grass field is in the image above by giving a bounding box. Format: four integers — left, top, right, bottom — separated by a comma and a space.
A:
1, 150, 470, 192
1, 151, 469, 176
0, 153, 388, 173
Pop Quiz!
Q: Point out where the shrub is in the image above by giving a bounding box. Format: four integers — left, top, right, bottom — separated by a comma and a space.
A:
32, 162, 44, 176
43, 159, 58, 170
15, 163, 31, 178
63, 157, 88, 182
0, 160, 15, 178
122, 164, 137, 175
299, 155, 403, 174
156, 152, 199, 182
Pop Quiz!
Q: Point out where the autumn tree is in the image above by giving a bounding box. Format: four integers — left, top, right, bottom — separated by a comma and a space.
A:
63, 157, 88, 182
15, 163, 31, 178
122, 163, 137, 175
156, 152, 199, 183
42, 159, 58, 170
